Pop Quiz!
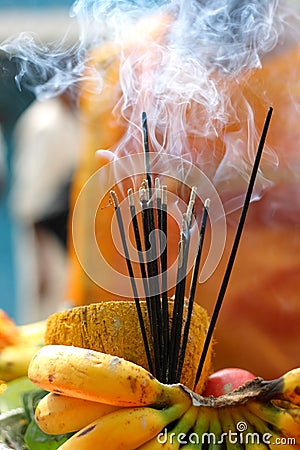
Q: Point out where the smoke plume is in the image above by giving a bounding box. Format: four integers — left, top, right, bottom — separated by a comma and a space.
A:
1, 0, 300, 213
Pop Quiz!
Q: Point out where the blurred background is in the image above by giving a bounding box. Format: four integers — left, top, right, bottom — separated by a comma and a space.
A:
0, 0, 78, 323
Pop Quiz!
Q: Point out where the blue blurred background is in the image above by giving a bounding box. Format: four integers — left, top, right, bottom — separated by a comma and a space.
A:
0, 0, 77, 322
0, 1, 72, 7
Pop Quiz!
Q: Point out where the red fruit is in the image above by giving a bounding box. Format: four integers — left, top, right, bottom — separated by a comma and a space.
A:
203, 368, 256, 397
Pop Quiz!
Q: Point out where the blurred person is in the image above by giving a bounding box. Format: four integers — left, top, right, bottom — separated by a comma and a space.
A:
10, 89, 80, 323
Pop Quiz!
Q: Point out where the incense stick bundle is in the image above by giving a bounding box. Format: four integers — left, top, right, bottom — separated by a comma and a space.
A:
102, 112, 213, 385
46, 107, 272, 395
111, 108, 272, 386
110, 181, 211, 385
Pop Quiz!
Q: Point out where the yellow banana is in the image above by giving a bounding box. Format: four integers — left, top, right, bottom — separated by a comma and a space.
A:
0, 318, 45, 381
18, 320, 46, 345
58, 403, 187, 450
240, 404, 298, 449
136, 405, 198, 449
257, 369, 300, 406
230, 407, 269, 450
28, 345, 191, 408
181, 407, 211, 449
35, 392, 119, 434
247, 399, 300, 439
135, 435, 173, 449
281, 368, 300, 406
28, 345, 300, 449
0, 343, 42, 381
219, 407, 243, 450
182, 407, 223, 450
207, 407, 223, 450
166, 405, 198, 449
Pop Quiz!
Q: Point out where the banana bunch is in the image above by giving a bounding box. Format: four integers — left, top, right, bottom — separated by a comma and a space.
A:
0, 320, 46, 381
28, 344, 300, 449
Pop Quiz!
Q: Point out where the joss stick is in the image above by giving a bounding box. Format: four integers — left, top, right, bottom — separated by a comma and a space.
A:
128, 188, 152, 327
156, 180, 169, 382
110, 190, 153, 374
168, 188, 196, 383
194, 106, 273, 388
140, 185, 162, 379
142, 111, 152, 189
176, 198, 210, 383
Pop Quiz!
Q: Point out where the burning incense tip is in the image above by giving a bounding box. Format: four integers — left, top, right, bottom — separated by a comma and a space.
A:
128, 188, 134, 206
110, 190, 119, 208
204, 198, 211, 209
155, 177, 161, 198
139, 187, 147, 203
186, 186, 197, 227
162, 186, 167, 205
142, 112, 151, 189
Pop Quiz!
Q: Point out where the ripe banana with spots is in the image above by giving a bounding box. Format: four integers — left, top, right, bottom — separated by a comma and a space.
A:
277, 368, 300, 406
231, 408, 269, 450
59, 404, 189, 450
247, 399, 300, 440
28, 344, 191, 407
239, 406, 289, 449
27, 345, 300, 449
35, 393, 119, 434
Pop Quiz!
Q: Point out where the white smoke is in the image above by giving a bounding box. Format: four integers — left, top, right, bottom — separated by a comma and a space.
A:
1, 0, 299, 213
0, 1, 295, 96
91, 0, 297, 211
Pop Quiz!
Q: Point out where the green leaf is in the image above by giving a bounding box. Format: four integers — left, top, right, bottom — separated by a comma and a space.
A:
24, 420, 72, 450
0, 380, 73, 449
0, 377, 39, 413
22, 389, 48, 423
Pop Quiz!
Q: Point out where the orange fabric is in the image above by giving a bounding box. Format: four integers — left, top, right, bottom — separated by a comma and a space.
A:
67, 21, 300, 378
